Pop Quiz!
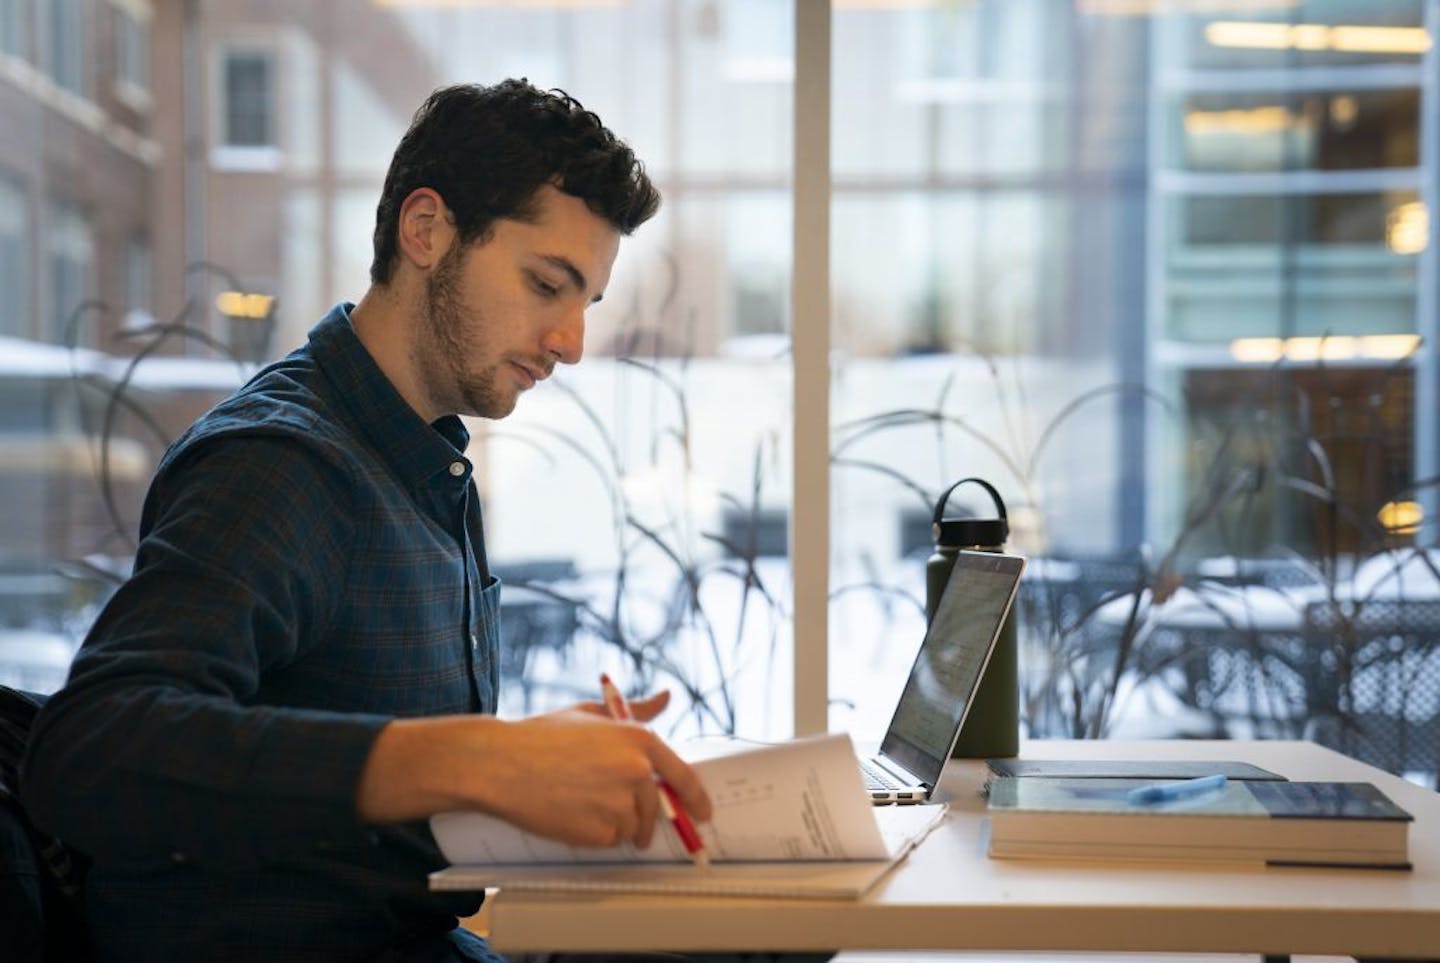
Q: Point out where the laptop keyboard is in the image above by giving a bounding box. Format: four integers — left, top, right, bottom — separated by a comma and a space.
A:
861, 758, 902, 790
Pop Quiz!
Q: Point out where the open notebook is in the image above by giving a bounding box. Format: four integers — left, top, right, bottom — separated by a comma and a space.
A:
428, 733, 947, 899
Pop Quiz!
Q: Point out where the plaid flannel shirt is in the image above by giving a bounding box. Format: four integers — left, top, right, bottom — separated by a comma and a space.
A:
23, 304, 503, 962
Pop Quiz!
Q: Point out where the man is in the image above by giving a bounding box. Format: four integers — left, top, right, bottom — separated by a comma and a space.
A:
21, 79, 711, 963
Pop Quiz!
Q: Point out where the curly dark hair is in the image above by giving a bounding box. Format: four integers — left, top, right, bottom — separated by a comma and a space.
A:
369, 79, 660, 285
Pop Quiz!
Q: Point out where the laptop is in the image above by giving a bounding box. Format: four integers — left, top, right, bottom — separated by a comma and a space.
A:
859, 549, 1026, 804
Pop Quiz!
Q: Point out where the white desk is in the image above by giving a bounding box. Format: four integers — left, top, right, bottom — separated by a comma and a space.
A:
473, 740, 1440, 959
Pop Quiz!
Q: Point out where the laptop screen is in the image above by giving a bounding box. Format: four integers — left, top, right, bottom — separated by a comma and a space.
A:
878, 550, 1025, 786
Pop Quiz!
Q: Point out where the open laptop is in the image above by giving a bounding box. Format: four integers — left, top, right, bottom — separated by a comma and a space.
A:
859, 549, 1026, 804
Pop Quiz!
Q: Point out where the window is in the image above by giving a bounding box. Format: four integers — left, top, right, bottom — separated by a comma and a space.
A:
123, 235, 151, 330
222, 49, 274, 148
828, 0, 1439, 778
726, 193, 789, 339
1174, 90, 1421, 174
0, 175, 25, 338
45, 200, 93, 346
0, 0, 26, 61
1, 2, 1437, 788
46, 0, 85, 96
113, 1, 150, 102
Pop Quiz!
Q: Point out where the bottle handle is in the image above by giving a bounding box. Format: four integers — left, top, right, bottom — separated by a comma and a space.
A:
932, 476, 1008, 527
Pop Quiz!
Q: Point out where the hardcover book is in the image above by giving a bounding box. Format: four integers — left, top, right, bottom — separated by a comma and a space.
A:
986, 776, 1412, 869
985, 758, 1285, 781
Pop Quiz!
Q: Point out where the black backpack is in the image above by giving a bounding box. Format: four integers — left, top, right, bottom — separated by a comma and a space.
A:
0, 685, 92, 962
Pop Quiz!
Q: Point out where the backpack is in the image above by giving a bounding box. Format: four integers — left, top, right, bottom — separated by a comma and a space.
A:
0, 685, 92, 962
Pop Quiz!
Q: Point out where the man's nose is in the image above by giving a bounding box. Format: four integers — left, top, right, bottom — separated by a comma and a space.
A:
543, 305, 585, 365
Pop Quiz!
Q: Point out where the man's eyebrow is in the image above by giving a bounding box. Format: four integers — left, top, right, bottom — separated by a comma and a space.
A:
541, 255, 604, 304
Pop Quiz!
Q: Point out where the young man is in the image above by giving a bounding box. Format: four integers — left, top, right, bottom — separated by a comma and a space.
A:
21, 80, 711, 963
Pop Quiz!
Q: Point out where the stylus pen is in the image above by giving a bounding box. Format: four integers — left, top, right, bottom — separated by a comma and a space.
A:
598, 673, 710, 867
1126, 773, 1228, 805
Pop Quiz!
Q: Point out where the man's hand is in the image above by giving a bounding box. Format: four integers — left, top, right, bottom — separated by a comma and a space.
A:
355, 696, 712, 852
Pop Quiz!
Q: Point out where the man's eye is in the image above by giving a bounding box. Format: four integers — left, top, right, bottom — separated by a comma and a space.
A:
530, 274, 560, 298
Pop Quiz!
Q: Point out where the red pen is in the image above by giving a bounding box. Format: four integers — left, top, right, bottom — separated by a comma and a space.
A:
598, 673, 709, 867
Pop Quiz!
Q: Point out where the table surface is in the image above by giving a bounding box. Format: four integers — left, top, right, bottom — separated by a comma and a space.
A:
473, 739, 1440, 958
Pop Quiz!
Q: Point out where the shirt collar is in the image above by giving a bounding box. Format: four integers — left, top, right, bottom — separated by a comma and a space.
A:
307, 303, 472, 487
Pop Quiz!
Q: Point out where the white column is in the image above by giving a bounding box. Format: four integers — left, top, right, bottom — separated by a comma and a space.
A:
1415, 0, 1440, 541
791, 0, 831, 737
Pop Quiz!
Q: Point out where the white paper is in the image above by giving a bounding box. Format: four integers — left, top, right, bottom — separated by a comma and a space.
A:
431, 732, 890, 865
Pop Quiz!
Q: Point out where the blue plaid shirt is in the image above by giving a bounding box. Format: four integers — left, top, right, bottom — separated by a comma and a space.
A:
23, 304, 504, 962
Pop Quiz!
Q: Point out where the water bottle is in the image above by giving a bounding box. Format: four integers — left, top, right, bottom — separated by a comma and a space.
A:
926, 477, 1019, 759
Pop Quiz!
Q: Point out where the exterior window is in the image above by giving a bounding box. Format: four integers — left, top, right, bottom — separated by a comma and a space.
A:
0, 0, 26, 61
223, 50, 275, 148
47, 0, 85, 96
0, 175, 25, 338
46, 200, 93, 346
123, 236, 151, 329
727, 193, 789, 339
1, 0, 1437, 785
114, 3, 150, 99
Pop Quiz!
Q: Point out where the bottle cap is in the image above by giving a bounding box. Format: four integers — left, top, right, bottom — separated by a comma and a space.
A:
931, 476, 1009, 550
933, 516, 1008, 549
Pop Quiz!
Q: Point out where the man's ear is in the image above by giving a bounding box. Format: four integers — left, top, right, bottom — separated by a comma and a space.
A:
395, 188, 456, 273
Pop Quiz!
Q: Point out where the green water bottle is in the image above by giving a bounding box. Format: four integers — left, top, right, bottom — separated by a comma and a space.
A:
926, 477, 1019, 759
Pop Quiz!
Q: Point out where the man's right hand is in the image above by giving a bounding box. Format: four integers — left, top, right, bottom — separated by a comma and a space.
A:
355, 708, 712, 851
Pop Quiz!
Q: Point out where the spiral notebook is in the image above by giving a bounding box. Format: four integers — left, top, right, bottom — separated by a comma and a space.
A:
428, 734, 947, 899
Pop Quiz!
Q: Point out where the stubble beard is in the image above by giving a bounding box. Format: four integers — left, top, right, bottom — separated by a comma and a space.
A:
417, 247, 516, 420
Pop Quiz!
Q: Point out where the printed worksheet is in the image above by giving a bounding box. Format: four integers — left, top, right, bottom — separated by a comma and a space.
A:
431, 732, 890, 864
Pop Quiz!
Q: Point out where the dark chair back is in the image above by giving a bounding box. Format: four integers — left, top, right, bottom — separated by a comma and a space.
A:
0, 686, 92, 962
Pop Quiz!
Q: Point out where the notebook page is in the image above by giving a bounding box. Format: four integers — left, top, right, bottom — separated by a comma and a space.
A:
431, 732, 888, 865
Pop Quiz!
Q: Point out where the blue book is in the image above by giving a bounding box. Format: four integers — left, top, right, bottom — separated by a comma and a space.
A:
985, 758, 1285, 781
986, 777, 1412, 869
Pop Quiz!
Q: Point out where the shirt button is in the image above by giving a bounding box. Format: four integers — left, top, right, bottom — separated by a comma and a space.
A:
449, 461, 466, 477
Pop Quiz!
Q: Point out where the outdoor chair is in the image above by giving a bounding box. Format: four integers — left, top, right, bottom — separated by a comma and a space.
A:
494, 560, 582, 714
1302, 599, 1440, 785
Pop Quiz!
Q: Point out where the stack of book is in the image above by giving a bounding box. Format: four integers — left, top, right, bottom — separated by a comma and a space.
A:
985, 766, 1412, 869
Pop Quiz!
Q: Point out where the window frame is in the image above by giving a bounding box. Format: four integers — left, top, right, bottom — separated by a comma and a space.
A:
43, 0, 87, 98
111, 0, 152, 111
43, 197, 95, 348
210, 39, 282, 172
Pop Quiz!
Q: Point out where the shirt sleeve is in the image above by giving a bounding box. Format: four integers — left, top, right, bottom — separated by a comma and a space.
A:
21, 433, 392, 871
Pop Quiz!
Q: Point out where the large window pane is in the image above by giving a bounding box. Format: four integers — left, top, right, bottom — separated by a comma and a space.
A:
0, 0, 797, 744
2, 0, 1436, 789
831, 0, 1438, 788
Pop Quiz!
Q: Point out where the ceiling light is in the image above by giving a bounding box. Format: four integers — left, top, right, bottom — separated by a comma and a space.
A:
1206, 21, 1431, 55
1377, 500, 1423, 536
1359, 334, 1422, 360
1229, 337, 1284, 363
1387, 201, 1429, 255
215, 291, 275, 320
1229, 334, 1421, 364
1080, 0, 1298, 14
